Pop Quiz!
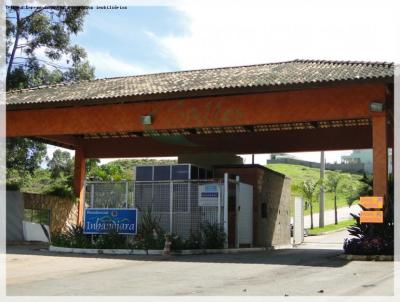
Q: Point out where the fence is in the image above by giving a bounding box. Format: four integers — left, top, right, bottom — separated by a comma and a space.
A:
85, 181, 134, 208
85, 179, 225, 239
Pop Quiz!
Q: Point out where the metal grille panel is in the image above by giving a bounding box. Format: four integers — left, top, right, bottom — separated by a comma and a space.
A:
86, 180, 225, 240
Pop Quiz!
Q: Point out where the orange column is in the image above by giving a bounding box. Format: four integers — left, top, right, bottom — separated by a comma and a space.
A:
74, 147, 86, 225
372, 114, 388, 197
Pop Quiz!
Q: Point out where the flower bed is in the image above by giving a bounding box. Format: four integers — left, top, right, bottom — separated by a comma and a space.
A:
343, 237, 393, 256
51, 222, 227, 251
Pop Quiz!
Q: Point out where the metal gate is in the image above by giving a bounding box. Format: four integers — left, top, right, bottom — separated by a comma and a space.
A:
134, 180, 224, 239
85, 176, 253, 246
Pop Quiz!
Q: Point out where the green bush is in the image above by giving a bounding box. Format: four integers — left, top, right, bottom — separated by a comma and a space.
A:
52, 222, 226, 251
136, 207, 165, 250
44, 174, 74, 198
6, 182, 21, 191
184, 231, 203, 249
94, 230, 128, 249
170, 225, 226, 251
171, 235, 186, 250
201, 223, 226, 249
52, 225, 92, 248
344, 176, 394, 255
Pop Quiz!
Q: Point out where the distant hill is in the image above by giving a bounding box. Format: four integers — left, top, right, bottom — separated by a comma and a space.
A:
95, 158, 178, 181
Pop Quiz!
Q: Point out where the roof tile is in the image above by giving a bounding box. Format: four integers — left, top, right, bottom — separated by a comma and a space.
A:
6, 59, 394, 108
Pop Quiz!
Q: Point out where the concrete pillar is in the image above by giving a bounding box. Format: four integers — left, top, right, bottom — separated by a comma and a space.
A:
223, 173, 229, 248
74, 147, 86, 225
319, 151, 325, 228
372, 114, 388, 197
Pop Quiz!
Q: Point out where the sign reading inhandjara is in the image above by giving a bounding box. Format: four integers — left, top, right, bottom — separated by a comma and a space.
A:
84, 208, 138, 235
359, 196, 384, 209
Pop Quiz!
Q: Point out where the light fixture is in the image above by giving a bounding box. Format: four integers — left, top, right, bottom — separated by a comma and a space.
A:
141, 115, 153, 125
369, 102, 384, 113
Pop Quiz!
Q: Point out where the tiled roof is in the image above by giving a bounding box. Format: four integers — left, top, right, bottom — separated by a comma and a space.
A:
6, 59, 394, 108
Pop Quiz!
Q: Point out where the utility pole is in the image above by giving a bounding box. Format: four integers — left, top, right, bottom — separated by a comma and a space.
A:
251, 154, 255, 164
319, 151, 325, 228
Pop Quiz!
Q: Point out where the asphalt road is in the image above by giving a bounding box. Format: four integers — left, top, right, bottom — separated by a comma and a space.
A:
292, 205, 361, 229
6, 230, 393, 296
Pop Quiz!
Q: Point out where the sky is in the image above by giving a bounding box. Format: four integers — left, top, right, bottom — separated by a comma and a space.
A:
45, 0, 400, 166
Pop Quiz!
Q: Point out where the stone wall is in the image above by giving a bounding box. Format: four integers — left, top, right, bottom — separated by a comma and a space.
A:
259, 170, 291, 247
23, 193, 78, 235
214, 165, 291, 247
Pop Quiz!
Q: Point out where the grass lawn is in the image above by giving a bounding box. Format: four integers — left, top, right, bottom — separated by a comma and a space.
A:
267, 163, 364, 216
307, 219, 355, 235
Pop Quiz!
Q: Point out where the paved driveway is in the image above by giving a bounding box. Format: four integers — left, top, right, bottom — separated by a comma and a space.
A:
6, 231, 393, 296
292, 205, 361, 229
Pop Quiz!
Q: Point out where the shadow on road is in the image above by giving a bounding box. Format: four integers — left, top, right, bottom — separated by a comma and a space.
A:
7, 244, 349, 268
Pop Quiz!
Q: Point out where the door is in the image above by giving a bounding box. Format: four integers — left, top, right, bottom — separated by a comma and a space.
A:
237, 183, 253, 247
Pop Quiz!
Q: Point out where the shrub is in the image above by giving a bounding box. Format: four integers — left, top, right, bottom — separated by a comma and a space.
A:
170, 225, 226, 251
344, 237, 393, 255
131, 234, 164, 250
52, 225, 92, 248
171, 235, 186, 250
184, 231, 203, 249
344, 177, 394, 255
6, 182, 21, 191
44, 175, 74, 198
201, 223, 226, 249
94, 230, 128, 249
135, 207, 165, 250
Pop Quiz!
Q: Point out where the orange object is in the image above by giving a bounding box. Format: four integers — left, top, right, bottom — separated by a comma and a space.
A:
359, 196, 384, 209
360, 211, 383, 223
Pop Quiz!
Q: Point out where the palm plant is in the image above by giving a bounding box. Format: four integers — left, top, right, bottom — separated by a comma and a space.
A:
297, 179, 320, 229
136, 206, 165, 250
326, 172, 348, 225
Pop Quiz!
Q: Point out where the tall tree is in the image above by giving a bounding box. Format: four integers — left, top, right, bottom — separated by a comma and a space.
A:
48, 149, 74, 178
6, 6, 94, 89
6, 6, 94, 187
6, 138, 47, 188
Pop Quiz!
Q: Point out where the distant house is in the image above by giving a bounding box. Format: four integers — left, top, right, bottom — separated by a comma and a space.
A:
270, 153, 297, 160
341, 150, 372, 174
341, 149, 393, 175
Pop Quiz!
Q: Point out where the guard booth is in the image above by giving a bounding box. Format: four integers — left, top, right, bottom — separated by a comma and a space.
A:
85, 164, 254, 248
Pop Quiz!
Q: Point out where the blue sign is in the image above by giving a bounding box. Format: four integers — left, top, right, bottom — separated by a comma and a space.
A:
84, 208, 138, 235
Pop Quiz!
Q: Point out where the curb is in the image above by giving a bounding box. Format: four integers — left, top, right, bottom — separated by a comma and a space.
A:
338, 254, 394, 261
49, 245, 161, 255
307, 227, 349, 236
49, 245, 288, 256
172, 247, 267, 255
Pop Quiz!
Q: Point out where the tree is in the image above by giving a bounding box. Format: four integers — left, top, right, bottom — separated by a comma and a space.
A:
6, 6, 94, 90
6, 138, 47, 189
342, 173, 373, 208
6, 6, 94, 190
47, 149, 74, 178
6, 138, 46, 174
297, 179, 320, 229
357, 173, 373, 197
326, 172, 350, 225
85, 159, 101, 175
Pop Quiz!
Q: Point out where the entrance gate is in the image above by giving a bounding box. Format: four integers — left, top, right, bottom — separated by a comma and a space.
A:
85, 174, 253, 246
